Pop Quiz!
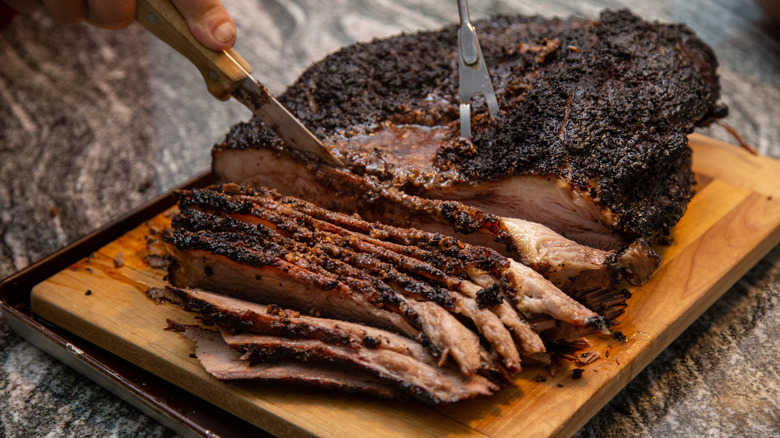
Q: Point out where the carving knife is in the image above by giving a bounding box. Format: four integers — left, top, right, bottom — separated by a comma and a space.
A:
136, 0, 344, 166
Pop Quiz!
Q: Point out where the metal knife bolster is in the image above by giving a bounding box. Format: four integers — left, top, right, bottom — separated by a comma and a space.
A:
232, 77, 344, 166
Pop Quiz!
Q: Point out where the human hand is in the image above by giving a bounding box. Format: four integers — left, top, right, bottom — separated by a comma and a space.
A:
1, 0, 236, 50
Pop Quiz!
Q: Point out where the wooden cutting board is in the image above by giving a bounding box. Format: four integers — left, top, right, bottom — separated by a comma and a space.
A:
29, 134, 780, 437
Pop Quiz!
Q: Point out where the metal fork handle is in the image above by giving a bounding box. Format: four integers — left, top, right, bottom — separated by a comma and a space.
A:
457, 0, 498, 138
457, 0, 479, 65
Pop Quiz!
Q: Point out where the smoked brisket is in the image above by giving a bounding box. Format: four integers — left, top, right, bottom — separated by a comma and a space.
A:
155, 8, 728, 404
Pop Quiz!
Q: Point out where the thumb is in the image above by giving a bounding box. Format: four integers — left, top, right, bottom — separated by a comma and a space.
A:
170, 0, 235, 51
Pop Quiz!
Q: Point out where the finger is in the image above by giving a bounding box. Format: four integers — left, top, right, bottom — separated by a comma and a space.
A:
3, 0, 44, 14
170, 0, 235, 51
41, 0, 88, 24
85, 0, 135, 30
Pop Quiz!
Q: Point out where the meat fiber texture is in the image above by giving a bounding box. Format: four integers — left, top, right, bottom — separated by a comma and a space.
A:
159, 184, 618, 403
213, 9, 726, 249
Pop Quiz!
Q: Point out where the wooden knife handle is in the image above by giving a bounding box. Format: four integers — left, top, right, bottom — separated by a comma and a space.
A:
136, 0, 252, 100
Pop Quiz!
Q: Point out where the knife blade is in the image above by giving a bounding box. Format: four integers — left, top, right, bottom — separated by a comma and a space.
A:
136, 0, 343, 167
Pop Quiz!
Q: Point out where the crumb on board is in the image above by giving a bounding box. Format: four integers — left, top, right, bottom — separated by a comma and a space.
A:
113, 252, 125, 268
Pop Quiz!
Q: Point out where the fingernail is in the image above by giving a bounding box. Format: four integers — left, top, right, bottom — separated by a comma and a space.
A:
213, 21, 235, 44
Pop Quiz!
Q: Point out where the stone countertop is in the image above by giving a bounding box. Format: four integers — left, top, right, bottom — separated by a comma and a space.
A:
1, 0, 778, 436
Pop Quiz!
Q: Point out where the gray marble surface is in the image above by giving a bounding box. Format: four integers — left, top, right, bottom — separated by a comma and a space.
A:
1, 0, 778, 436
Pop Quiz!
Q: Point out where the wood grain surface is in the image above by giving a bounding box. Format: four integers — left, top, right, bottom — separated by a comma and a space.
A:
29, 135, 780, 438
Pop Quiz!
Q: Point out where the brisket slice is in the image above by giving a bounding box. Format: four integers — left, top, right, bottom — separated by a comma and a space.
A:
160, 287, 437, 362
213, 9, 726, 249
175, 324, 403, 399
221, 331, 497, 404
